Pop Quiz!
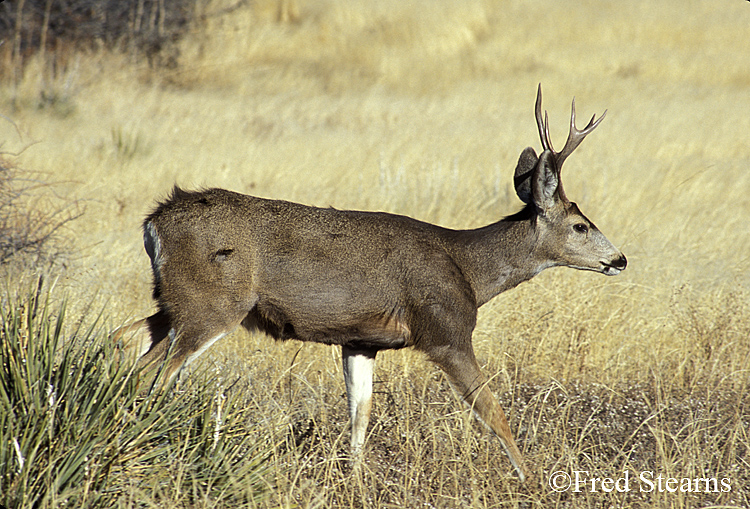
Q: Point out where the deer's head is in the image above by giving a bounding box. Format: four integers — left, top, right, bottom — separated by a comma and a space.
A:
513, 85, 627, 276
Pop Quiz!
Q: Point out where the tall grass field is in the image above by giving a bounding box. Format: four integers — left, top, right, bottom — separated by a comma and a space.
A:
1, 0, 749, 507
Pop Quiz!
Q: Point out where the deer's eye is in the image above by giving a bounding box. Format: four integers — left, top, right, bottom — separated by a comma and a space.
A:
573, 223, 589, 234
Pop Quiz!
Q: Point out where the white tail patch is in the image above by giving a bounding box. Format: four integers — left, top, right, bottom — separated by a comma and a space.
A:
143, 221, 164, 279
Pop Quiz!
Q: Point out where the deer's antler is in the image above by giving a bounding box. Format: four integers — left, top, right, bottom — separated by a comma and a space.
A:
534, 84, 606, 171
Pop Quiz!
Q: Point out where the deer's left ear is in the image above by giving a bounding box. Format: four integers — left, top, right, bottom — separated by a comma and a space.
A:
531, 151, 559, 213
513, 147, 537, 204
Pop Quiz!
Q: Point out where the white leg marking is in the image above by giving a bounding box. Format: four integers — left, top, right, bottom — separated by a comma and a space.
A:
136, 334, 153, 359
184, 331, 228, 368
341, 346, 376, 455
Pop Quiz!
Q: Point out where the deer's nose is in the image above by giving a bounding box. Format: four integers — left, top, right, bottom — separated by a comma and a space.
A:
612, 254, 627, 271
602, 254, 627, 275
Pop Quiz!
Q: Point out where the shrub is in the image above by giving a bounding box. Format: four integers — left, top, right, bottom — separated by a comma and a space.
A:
0, 154, 81, 267
0, 278, 273, 508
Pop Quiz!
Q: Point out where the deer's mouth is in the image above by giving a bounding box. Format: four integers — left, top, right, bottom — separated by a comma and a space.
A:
602, 255, 627, 276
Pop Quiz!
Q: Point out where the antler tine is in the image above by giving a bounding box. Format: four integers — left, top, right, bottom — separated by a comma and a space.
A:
534, 84, 553, 152
556, 97, 606, 169
544, 112, 554, 152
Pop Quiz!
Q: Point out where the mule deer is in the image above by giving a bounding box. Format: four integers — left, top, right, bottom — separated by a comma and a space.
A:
114, 85, 626, 482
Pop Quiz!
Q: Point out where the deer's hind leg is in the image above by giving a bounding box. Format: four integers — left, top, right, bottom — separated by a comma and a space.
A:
112, 310, 171, 363
146, 296, 255, 384
115, 295, 254, 387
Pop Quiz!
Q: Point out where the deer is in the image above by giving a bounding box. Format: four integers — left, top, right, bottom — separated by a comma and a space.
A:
113, 85, 626, 483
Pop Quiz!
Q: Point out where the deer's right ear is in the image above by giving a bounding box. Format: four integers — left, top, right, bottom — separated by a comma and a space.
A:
513, 147, 538, 204
531, 151, 559, 213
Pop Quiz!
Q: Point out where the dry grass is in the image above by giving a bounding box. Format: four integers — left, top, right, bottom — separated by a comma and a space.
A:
1, 0, 749, 506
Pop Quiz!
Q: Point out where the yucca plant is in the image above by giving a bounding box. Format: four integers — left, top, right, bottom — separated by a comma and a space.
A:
0, 278, 274, 508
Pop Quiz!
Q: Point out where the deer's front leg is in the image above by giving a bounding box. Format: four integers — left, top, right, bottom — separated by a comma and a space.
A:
432, 347, 528, 482
341, 346, 377, 456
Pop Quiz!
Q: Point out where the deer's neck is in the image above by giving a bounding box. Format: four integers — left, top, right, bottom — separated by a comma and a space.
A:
450, 205, 550, 307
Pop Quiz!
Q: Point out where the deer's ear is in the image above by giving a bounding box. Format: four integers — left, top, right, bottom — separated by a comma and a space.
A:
531, 151, 559, 213
513, 147, 537, 204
